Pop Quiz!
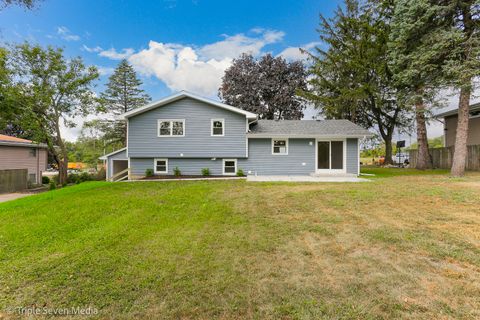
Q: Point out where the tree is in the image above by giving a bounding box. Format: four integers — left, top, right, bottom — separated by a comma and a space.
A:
444, 1, 480, 176
388, 0, 446, 170
0, 0, 41, 10
219, 53, 307, 120
8, 43, 99, 185
389, 1, 480, 175
94, 59, 151, 145
302, 0, 410, 164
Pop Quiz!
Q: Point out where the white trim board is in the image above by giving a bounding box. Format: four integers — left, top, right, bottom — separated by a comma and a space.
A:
99, 147, 127, 160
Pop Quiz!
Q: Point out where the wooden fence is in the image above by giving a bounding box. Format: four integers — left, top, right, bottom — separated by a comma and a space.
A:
0, 169, 28, 193
409, 145, 480, 171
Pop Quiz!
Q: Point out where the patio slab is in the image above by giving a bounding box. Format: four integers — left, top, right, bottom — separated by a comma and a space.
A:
247, 175, 370, 182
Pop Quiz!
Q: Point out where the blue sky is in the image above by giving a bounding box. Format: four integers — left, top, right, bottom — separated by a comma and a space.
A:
0, 0, 339, 100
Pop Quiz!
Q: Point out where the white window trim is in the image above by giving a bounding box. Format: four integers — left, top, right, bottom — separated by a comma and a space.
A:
154, 158, 168, 174
157, 119, 185, 137
211, 118, 225, 136
223, 159, 237, 175
271, 138, 289, 155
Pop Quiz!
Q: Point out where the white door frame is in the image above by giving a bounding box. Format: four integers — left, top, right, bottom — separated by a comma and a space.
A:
315, 138, 347, 174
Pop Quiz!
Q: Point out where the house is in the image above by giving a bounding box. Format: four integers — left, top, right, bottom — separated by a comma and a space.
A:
0, 134, 48, 185
437, 103, 480, 147
100, 91, 372, 180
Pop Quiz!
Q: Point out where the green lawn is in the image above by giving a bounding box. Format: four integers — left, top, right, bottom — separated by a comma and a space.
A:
0, 170, 479, 319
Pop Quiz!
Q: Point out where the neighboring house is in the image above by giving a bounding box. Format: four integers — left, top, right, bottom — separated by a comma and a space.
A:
0, 134, 48, 184
437, 103, 480, 147
100, 91, 372, 180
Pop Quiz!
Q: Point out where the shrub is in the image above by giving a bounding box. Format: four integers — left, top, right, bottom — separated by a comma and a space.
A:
49, 180, 56, 190
201, 168, 210, 176
79, 172, 93, 182
145, 168, 154, 177
236, 169, 245, 177
42, 176, 50, 184
67, 173, 80, 184
96, 168, 106, 181
174, 166, 181, 177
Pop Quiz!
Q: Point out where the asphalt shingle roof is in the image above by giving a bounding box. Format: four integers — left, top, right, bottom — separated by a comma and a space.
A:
248, 120, 372, 137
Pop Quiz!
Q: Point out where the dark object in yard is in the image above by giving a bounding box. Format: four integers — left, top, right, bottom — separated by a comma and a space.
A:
396, 140, 405, 148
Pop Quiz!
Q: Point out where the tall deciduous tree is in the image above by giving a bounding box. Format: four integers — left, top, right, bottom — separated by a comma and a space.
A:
219, 53, 307, 120
9, 43, 99, 185
95, 59, 151, 145
303, 0, 410, 164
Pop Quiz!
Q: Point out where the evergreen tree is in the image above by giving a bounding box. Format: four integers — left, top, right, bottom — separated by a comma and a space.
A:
303, 0, 410, 164
388, 0, 444, 170
389, 0, 480, 176
97, 59, 151, 145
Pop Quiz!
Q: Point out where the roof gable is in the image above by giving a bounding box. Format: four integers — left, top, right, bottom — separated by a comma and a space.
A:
120, 91, 257, 120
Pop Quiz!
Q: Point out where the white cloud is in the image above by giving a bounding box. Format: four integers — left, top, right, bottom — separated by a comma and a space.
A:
96, 66, 115, 76
200, 30, 285, 60
128, 41, 232, 96
57, 26, 80, 41
99, 47, 135, 60
126, 29, 285, 96
278, 42, 320, 61
83, 45, 103, 53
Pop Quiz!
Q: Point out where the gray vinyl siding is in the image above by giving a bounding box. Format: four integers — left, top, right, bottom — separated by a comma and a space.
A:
129, 138, 360, 177
106, 149, 127, 179
131, 158, 224, 176
128, 97, 247, 158
346, 138, 359, 175
238, 138, 315, 175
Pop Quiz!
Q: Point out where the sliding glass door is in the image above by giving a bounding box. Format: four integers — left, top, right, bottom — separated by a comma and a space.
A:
316, 140, 345, 173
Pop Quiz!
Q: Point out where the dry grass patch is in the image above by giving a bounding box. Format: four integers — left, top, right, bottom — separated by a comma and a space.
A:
0, 171, 479, 319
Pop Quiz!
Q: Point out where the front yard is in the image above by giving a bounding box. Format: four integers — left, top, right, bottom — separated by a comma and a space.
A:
0, 169, 479, 319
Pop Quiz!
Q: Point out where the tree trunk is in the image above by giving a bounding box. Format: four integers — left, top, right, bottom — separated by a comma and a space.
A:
415, 96, 432, 170
54, 118, 68, 185
451, 86, 471, 177
384, 137, 393, 165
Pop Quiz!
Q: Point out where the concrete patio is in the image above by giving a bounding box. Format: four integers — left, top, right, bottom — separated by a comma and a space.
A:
246, 175, 370, 182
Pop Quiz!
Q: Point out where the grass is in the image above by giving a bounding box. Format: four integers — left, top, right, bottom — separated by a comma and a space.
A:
0, 169, 479, 319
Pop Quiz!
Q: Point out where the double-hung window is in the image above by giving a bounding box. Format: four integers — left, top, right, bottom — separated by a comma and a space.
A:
158, 119, 185, 137
272, 139, 288, 155
211, 119, 224, 136
154, 159, 168, 174
223, 159, 237, 175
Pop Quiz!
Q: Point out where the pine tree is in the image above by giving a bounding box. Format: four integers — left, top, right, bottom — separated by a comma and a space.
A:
389, 0, 480, 176
99, 59, 151, 145
303, 0, 410, 164
388, 0, 445, 170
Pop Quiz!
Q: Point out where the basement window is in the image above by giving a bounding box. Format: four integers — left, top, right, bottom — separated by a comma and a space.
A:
154, 159, 168, 174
